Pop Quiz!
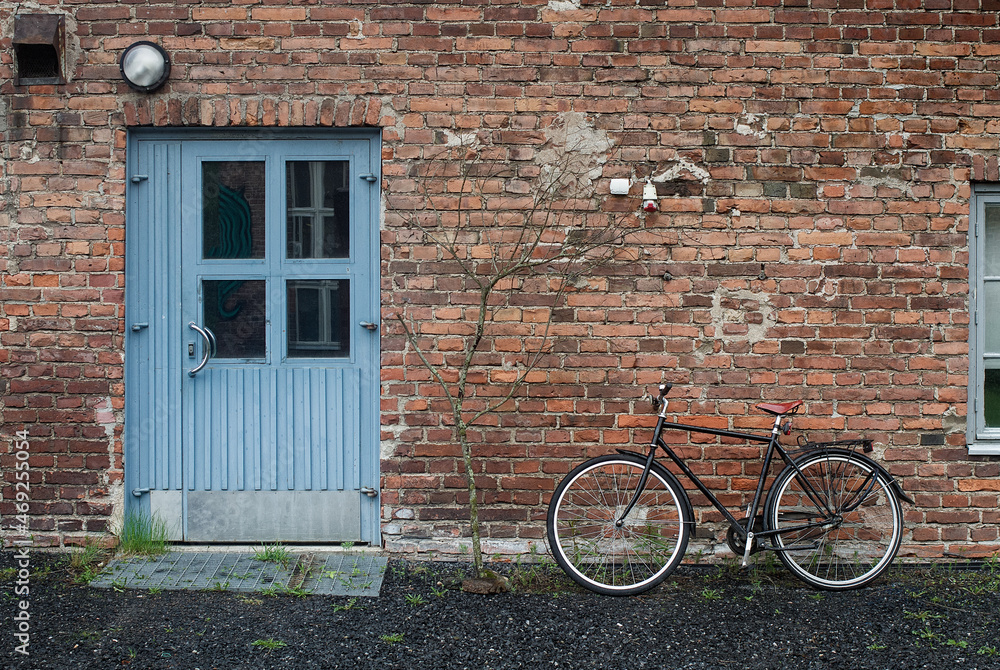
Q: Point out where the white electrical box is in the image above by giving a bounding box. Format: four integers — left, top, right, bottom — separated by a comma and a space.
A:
609, 178, 631, 196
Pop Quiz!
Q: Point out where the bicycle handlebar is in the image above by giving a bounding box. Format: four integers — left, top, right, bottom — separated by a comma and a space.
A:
651, 382, 673, 411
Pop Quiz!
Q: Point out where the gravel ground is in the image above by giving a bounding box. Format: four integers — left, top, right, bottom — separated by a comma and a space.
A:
2, 550, 999, 670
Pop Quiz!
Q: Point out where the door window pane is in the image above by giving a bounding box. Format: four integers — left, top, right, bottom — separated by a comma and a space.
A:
203, 161, 266, 260
287, 279, 350, 358
204, 280, 266, 359
286, 161, 350, 259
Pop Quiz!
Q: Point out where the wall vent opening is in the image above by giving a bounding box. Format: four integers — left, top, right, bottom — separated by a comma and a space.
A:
13, 14, 65, 86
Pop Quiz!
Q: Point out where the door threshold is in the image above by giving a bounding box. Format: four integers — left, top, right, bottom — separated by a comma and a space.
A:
166, 543, 382, 554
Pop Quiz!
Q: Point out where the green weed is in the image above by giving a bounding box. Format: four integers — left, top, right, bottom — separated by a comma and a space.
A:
68, 540, 108, 584
254, 543, 292, 567
116, 510, 169, 556
251, 638, 287, 651
332, 597, 359, 613
380, 632, 404, 645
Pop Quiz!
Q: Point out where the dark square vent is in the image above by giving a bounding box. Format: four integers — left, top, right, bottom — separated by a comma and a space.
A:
13, 14, 65, 86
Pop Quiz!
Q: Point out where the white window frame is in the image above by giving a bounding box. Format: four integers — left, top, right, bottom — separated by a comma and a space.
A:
968, 183, 1000, 455
290, 280, 344, 353
287, 161, 348, 259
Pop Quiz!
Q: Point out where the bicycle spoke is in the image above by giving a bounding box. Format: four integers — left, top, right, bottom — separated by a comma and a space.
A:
767, 453, 901, 590
548, 456, 689, 594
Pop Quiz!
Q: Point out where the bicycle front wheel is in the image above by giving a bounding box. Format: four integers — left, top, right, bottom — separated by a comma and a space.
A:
764, 451, 903, 590
547, 454, 690, 596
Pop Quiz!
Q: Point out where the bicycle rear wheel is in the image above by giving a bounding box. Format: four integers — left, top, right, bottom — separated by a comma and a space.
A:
764, 451, 903, 590
547, 454, 690, 596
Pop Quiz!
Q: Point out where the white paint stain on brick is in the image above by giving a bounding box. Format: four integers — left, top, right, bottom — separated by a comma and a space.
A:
346, 19, 365, 39
735, 113, 768, 138
19, 140, 39, 163
710, 288, 777, 345
547, 0, 581, 10
653, 158, 710, 185
537, 111, 612, 184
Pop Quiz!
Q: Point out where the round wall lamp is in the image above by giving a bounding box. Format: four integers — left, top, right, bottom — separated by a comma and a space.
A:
120, 41, 170, 92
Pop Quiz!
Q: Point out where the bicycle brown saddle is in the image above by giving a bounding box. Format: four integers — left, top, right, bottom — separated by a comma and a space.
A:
755, 400, 803, 415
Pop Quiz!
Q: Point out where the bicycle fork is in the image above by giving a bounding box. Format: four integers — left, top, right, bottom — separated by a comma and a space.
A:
613, 447, 657, 528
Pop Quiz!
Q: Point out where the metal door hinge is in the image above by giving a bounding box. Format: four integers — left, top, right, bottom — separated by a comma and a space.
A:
131, 322, 149, 332
360, 487, 378, 498
360, 321, 379, 331
131, 175, 149, 184
359, 173, 378, 183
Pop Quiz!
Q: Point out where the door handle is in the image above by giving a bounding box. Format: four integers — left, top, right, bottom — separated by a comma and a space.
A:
359, 321, 379, 332
188, 322, 214, 377
204, 325, 218, 357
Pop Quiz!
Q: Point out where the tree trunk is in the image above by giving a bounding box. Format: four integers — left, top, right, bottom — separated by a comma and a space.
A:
458, 425, 483, 578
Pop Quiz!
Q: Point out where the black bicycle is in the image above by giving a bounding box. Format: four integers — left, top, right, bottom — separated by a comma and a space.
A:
546, 383, 913, 595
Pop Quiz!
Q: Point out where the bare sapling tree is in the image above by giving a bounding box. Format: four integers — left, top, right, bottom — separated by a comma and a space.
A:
388, 120, 642, 580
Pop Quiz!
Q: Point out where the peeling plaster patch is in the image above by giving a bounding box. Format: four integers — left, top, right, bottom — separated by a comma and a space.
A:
547, 0, 581, 10
735, 113, 768, 139
653, 158, 710, 185
19, 140, 39, 163
94, 397, 116, 437
536, 111, 612, 184
710, 288, 777, 345
108, 481, 125, 542
346, 19, 365, 39
380, 423, 407, 460
438, 129, 481, 148
858, 169, 911, 200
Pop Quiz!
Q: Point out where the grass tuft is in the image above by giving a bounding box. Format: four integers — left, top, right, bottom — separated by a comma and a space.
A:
254, 543, 292, 568
251, 638, 287, 651
116, 510, 169, 556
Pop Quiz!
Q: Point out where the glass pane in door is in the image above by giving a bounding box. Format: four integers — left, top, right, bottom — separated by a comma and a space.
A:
203, 161, 266, 260
203, 279, 267, 358
287, 279, 350, 357
286, 161, 350, 259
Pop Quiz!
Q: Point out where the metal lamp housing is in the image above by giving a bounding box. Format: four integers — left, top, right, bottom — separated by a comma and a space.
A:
120, 41, 170, 92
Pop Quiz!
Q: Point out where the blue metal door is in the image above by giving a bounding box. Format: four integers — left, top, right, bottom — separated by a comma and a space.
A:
125, 130, 381, 543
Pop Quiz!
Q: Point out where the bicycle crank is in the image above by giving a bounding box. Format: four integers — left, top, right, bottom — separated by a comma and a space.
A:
726, 516, 764, 557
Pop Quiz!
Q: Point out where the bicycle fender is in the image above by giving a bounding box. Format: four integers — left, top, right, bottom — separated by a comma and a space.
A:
614, 449, 697, 526
793, 448, 914, 506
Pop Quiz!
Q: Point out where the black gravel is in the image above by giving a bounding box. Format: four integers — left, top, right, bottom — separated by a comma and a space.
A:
2, 550, 999, 669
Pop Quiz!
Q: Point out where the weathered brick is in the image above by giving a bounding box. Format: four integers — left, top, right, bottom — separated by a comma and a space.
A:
0, 0, 994, 562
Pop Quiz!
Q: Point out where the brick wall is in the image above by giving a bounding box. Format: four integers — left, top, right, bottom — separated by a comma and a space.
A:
1, 1, 999, 559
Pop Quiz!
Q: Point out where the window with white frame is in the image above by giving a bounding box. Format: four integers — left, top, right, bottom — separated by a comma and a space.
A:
968, 184, 1000, 455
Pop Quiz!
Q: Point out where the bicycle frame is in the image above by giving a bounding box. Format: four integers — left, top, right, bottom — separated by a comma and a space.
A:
618, 399, 840, 567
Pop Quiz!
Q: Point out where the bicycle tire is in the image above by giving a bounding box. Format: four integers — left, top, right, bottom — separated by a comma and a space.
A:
764, 450, 903, 590
547, 454, 690, 596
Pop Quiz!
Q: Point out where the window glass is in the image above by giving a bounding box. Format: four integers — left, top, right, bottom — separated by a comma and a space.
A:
287, 279, 350, 358
203, 280, 266, 359
985, 204, 1000, 276
286, 161, 350, 259
985, 368, 1000, 428
202, 161, 266, 259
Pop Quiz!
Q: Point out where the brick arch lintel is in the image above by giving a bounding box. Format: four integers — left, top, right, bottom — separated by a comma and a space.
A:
121, 96, 387, 128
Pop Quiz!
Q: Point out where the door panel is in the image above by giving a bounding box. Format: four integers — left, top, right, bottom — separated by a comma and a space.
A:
125, 130, 380, 544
